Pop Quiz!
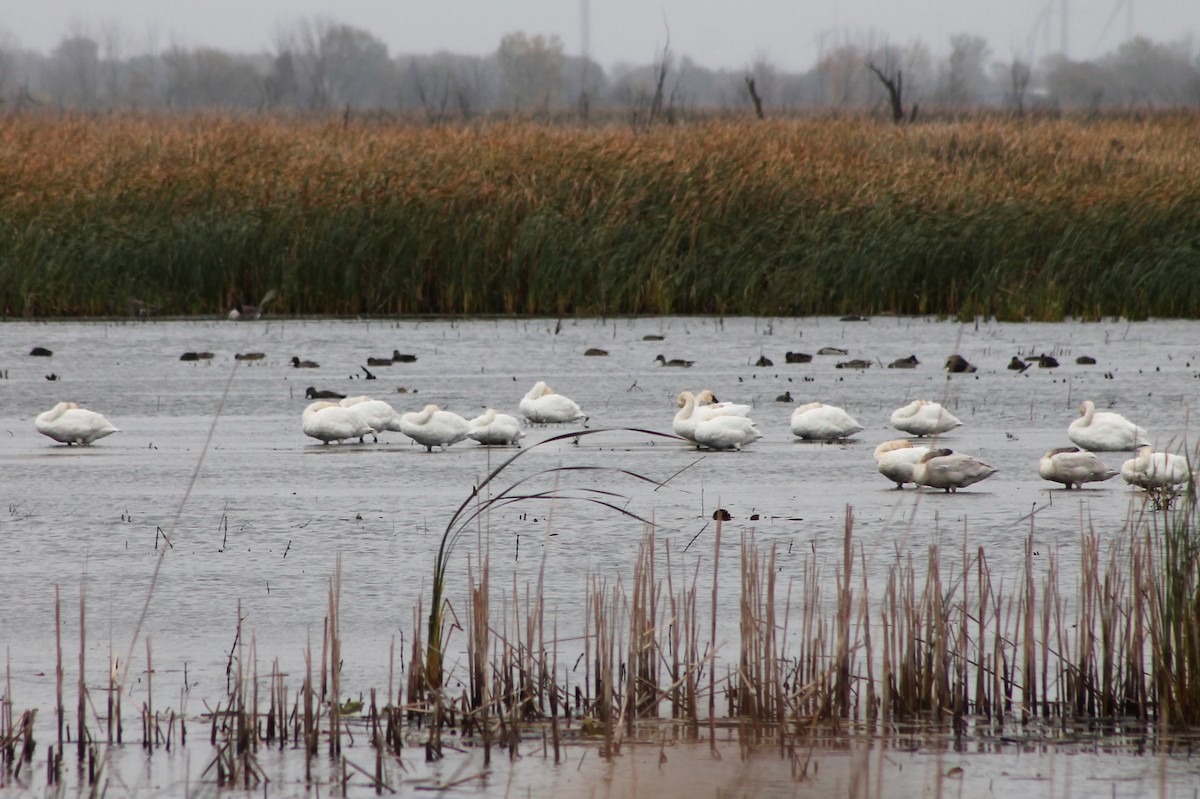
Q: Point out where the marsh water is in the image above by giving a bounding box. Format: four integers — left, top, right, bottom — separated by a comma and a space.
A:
3, 315, 1200, 797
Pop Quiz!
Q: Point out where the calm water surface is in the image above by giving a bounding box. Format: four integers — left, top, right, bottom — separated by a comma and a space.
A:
2, 315, 1198, 796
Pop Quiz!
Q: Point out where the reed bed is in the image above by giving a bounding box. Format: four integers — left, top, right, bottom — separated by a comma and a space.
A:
3, 113, 1200, 319
7, 480, 1200, 793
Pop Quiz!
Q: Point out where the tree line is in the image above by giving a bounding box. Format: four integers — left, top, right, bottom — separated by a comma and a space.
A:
1, 17, 1198, 118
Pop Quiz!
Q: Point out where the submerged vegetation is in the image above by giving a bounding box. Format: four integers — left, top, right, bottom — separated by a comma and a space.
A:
2, 112, 1200, 320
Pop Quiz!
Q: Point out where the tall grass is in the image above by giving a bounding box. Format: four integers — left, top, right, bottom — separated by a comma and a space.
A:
3, 113, 1200, 319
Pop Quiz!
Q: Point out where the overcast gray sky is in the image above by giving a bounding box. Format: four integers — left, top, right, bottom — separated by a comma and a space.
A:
5, 1, 1197, 71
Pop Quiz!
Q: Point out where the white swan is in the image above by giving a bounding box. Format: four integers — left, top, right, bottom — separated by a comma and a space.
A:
1038, 447, 1119, 489
519, 381, 585, 424
873, 439, 930, 489
35, 402, 120, 445
693, 415, 763, 451
673, 391, 747, 443
1068, 400, 1148, 452
890, 400, 963, 437
302, 401, 374, 444
694, 389, 752, 418
468, 409, 525, 446
790, 402, 863, 441
1120, 445, 1192, 489
339, 396, 403, 442
400, 404, 471, 452
911, 448, 997, 492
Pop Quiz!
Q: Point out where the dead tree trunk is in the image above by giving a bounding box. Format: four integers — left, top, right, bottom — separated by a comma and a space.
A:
868, 63, 906, 124
744, 76, 764, 119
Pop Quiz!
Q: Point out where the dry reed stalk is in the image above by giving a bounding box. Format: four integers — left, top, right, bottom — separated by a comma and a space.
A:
1021, 531, 1037, 722
974, 548, 989, 720
55, 586, 63, 751
77, 580, 86, 761
708, 515, 722, 752
329, 557, 342, 757
469, 555, 492, 765
833, 507, 854, 719
857, 547, 874, 727
144, 637, 153, 749
627, 528, 659, 727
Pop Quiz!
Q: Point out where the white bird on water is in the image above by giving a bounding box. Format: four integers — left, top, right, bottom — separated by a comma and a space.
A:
1067, 400, 1148, 452
873, 439, 930, 489
693, 414, 763, 451
400, 405, 471, 452
35, 401, 120, 445
468, 409, 525, 446
673, 390, 751, 444
1037, 446, 1118, 489
889, 400, 963, 437
790, 402, 863, 441
911, 448, 997, 492
339, 396, 403, 442
302, 401, 374, 444
1120, 445, 1191, 490
519, 382, 585, 424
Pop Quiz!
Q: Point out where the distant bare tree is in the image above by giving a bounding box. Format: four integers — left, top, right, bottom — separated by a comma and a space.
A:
405, 58, 452, 122
868, 62, 906, 122
936, 34, 991, 107
0, 30, 17, 106
50, 33, 100, 108
496, 31, 564, 114
279, 17, 393, 110
98, 20, 127, 106
164, 45, 263, 109
1008, 58, 1032, 115
1105, 37, 1200, 107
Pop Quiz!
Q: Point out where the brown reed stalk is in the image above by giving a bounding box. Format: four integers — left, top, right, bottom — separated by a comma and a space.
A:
144, 637, 153, 749
329, 557, 342, 757
1021, 530, 1037, 721
55, 586, 63, 751
974, 548, 989, 720
708, 515, 722, 752
77, 580, 86, 761
833, 506, 854, 718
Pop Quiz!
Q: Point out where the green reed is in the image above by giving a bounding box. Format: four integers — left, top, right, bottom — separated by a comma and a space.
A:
3, 113, 1200, 319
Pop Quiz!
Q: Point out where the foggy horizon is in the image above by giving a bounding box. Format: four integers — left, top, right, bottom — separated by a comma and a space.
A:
4, 0, 1198, 73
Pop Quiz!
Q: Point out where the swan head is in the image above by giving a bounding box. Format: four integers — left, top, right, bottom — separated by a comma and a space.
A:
920, 448, 954, 463
303, 400, 339, 415
696, 389, 718, 405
